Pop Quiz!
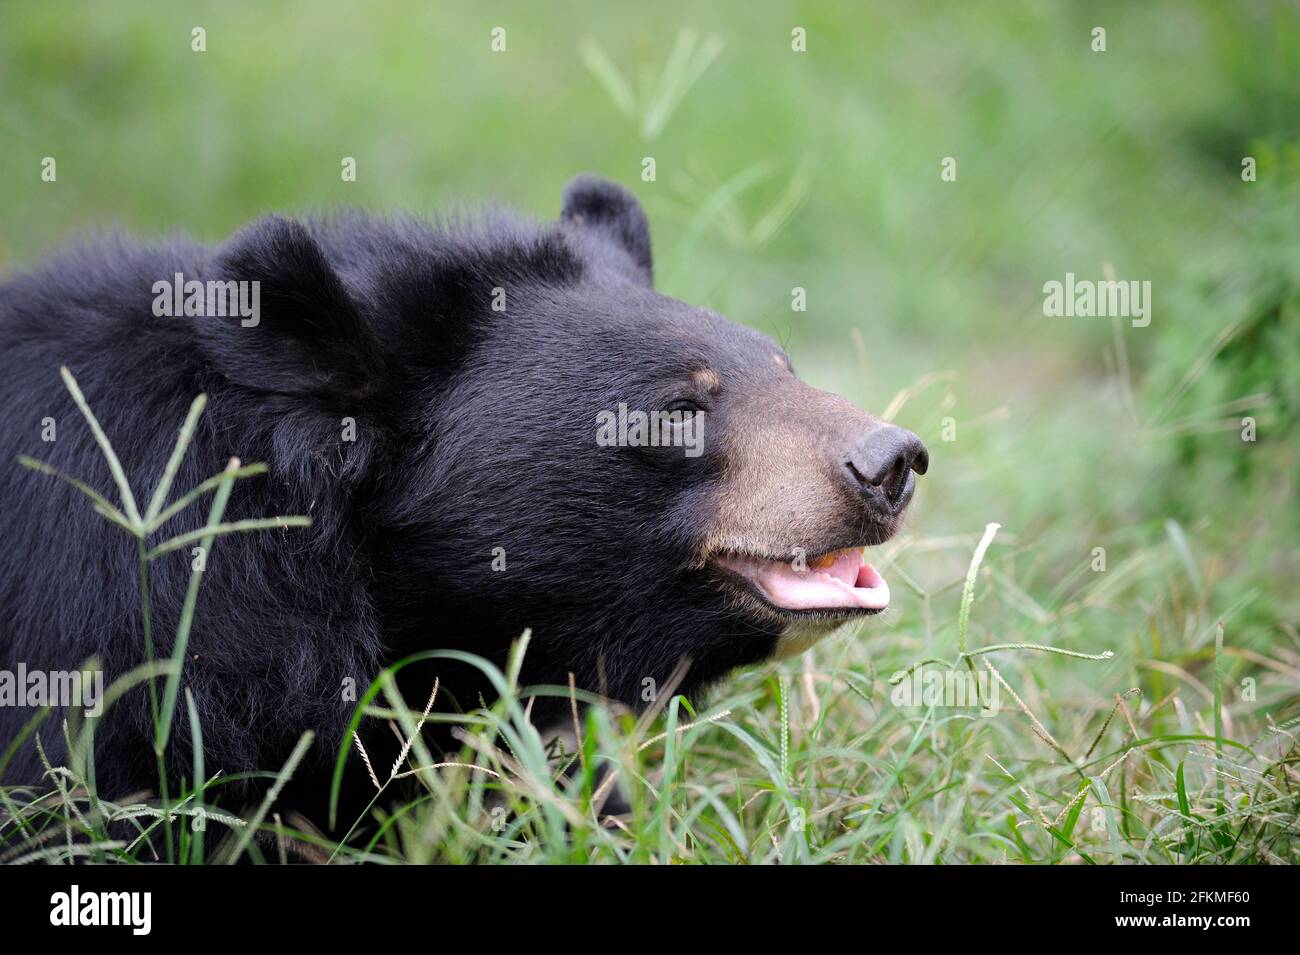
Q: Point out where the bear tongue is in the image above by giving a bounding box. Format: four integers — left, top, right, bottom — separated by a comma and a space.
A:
730, 547, 890, 611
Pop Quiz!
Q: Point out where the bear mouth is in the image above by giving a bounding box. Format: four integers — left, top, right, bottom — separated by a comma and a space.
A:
713, 546, 889, 618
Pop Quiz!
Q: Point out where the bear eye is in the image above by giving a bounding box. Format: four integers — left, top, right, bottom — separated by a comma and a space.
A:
666, 398, 704, 415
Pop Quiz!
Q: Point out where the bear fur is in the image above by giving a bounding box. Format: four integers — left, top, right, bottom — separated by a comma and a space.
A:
0, 176, 923, 816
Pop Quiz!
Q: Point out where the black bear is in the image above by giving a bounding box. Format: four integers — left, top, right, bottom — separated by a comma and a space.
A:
0, 176, 927, 810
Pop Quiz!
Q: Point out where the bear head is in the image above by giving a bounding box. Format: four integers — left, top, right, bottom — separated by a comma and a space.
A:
198, 175, 928, 714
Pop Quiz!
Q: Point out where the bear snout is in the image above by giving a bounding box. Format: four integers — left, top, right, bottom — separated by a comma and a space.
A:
844, 425, 929, 516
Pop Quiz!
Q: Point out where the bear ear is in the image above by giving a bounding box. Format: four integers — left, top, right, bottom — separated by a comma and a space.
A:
199, 216, 384, 403
560, 174, 653, 286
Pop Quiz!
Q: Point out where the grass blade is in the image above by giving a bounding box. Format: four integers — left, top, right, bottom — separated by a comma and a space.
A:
579, 36, 636, 118
150, 462, 268, 531
185, 687, 206, 864
1213, 621, 1225, 815
224, 731, 314, 864
146, 515, 310, 560
154, 459, 239, 755
17, 455, 136, 535
144, 393, 207, 526
958, 523, 1000, 654
59, 366, 142, 528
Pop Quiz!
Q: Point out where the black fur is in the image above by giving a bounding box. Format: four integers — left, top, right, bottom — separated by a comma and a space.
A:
0, 177, 788, 811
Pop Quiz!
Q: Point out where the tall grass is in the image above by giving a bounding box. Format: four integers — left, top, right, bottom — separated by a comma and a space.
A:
1, 371, 1294, 863
0, 0, 1297, 863
3, 368, 309, 864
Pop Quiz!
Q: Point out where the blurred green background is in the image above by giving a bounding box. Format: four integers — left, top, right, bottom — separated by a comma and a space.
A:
1, 2, 1296, 730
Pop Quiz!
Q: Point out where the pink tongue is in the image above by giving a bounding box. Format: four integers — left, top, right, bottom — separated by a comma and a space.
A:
750, 549, 889, 611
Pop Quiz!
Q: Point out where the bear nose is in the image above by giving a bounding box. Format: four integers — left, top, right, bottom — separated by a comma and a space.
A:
846, 426, 929, 510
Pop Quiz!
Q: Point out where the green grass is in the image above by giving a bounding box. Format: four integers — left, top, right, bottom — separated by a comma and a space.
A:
1, 369, 1293, 863
0, 0, 1298, 862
